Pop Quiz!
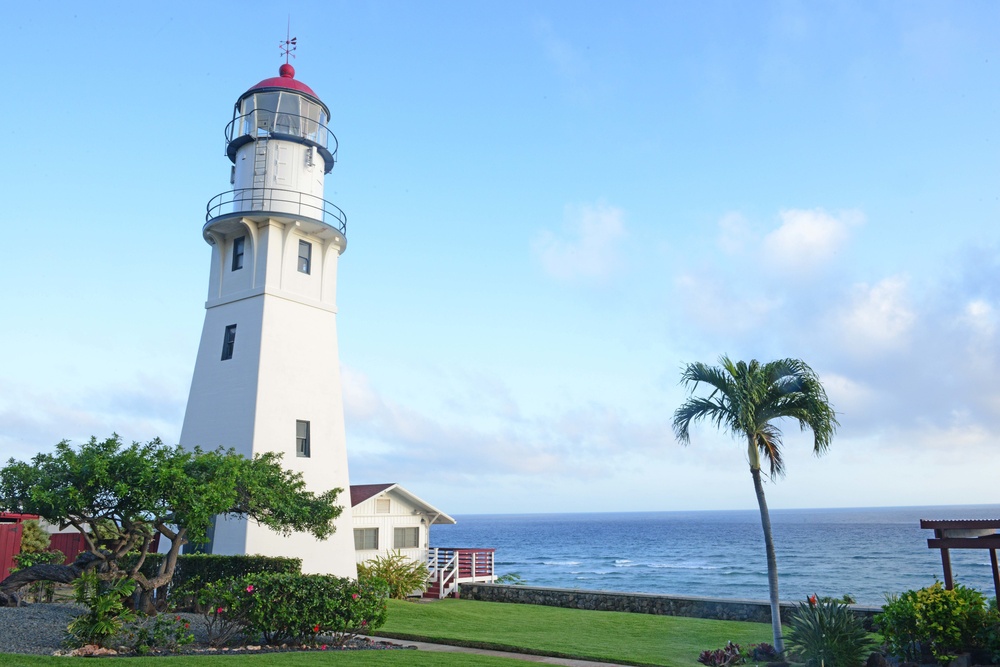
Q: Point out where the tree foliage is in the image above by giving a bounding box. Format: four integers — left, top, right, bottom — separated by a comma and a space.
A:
0, 434, 343, 610
673, 356, 838, 654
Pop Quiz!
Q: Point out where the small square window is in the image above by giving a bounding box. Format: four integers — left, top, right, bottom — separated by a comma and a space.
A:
221, 324, 237, 361
354, 528, 378, 550
394, 527, 420, 549
296, 420, 310, 457
375, 498, 390, 514
298, 239, 312, 274
232, 236, 245, 271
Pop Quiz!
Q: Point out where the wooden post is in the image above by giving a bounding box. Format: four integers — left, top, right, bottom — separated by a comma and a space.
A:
939, 543, 954, 590
990, 549, 999, 601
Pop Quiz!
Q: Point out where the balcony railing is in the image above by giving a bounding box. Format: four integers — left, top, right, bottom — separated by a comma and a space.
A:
205, 187, 347, 236
225, 110, 338, 168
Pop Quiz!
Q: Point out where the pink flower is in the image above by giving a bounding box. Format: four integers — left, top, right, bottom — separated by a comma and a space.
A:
321, 644, 328, 650
361, 620, 368, 627
352, 593, 359, 600
216, 607, 224, 614
246, 585, 255, 593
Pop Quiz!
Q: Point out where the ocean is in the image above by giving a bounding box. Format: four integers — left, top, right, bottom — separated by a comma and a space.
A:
429, 505, 1000, 607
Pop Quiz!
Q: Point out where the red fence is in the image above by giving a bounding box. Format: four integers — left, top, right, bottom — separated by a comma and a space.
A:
0, 523, 24, 578
49, 533, 87, 564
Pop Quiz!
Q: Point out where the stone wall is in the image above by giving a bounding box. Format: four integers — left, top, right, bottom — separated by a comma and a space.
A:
459, 583, 881, 627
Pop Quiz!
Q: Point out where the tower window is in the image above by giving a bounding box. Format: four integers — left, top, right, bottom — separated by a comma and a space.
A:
221, 324, 237, 361
232, 236, 245, 271
296, 420, 310, 457
375, 499, 391, 514
298, 240, 312, 274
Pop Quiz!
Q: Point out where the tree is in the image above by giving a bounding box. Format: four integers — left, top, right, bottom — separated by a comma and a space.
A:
672, 357, 838, 654
0, 435, 343, 610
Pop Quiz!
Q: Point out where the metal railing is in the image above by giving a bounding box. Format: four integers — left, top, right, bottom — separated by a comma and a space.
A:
225, 110, 338, 163
205, 187, 347, 235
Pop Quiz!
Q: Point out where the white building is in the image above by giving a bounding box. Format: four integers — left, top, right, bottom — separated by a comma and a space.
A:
350, 483, 456, 565
179, 62, 355, 577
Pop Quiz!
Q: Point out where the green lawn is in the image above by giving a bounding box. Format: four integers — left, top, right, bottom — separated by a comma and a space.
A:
0, 599, 773, 667
376, 598, 773, 667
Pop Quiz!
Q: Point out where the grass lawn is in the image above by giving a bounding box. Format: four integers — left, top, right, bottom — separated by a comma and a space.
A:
375, 598, 773, 667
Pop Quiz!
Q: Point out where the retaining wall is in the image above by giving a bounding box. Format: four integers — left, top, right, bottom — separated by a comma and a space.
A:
459, 583, 881, 627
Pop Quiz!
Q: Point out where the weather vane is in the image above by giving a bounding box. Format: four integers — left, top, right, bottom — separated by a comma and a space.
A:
280, 19, 297, 64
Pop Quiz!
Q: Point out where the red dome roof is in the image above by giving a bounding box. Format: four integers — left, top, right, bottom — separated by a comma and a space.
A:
245, 63, 319, 98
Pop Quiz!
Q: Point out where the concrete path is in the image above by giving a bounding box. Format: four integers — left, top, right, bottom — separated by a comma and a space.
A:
369, 635, 632, 666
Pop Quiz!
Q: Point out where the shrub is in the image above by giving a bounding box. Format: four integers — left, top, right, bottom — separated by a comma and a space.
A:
357, 550, 429, 599
65, 571, 137, 648
18, 519, 51, 554
698, 642, 744, 667
117, 614, 194, 655
877, 583, 995, 666
494, 572, 527, 585
197, 572, 389, 646
786, 596, 873, 667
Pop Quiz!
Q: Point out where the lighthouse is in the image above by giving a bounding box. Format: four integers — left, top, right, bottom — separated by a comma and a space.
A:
179, 60, 356, 577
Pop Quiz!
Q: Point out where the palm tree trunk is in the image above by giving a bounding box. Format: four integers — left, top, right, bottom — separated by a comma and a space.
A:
751, 465, 784, 654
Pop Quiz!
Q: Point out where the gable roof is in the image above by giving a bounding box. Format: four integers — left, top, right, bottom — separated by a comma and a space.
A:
349, 483, 456, 525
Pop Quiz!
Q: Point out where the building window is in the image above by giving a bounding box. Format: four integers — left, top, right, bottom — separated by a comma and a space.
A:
375, 498, 390, 514
354, 528, 378, 550
298, 239, 312, 274
296, 420, 310, 457
232, 236, 245, 271
221, 324, 237, 361
394, 527, 420, 549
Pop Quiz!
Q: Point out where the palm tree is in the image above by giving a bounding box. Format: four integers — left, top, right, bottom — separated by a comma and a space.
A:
672, 356, 838, 654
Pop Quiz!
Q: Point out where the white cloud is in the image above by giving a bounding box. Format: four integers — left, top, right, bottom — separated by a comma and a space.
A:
837, 276, 915, 354
532, 202, 626, 282
762, 208, 863, 275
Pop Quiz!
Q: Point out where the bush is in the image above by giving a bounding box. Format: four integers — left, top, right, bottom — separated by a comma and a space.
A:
197, 572, 388, 646
786, 596, 873, 667
698, 642, 777, 667
65, 571, 137, 648
357, 550, 428, 599
120, 552, 302, 610
877, 583, 996, 665
18, 519, 51, 554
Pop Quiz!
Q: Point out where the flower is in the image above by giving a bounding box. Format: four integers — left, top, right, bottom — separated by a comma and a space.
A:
808, 594, 817, 606
184, 623, 190, 629
321, 644, 328, 650
361, 620, 368, 627
246, 585, 255, 593
313, 624, 320, 633
217, 607, 224, 614
352, 593, 359, 600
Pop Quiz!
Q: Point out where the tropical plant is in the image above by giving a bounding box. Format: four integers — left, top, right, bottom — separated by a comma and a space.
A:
673, 356, 838, 653
0, 434, 343, 611
699, 641, 744, 667
785, 596, 873, 667
18, 519, 51, 554
65, 570, 138, 648
877, 582, 997, 665
117, 614, 195, 654
357, 550, 429, 599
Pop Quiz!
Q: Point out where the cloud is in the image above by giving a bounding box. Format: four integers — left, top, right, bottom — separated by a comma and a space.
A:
835, 276, 915, 354
532, 202, 626, 282
342, 366, 669, 487
761, 208, 863, 275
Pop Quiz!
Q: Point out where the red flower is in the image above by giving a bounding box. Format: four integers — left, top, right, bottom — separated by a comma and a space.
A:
216, 607, 224, 614
321, 644, 328, 650
184, 623, 190, 629
361, 620, 368, 627
352, 593, 359, 600
314, 624, 320, 633
808, 594, 817, 606
246, 585, 255, 593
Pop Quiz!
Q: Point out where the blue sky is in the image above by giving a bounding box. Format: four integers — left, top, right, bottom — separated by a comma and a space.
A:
1, 2, 999, 514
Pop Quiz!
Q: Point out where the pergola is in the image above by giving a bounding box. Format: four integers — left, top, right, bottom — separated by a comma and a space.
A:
920, 519, 1000, 601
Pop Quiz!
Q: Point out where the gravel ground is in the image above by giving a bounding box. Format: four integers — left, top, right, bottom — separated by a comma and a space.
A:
0, 604, 407, 657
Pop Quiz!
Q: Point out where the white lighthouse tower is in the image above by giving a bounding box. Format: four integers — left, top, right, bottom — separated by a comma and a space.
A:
179, 59, 355, 577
